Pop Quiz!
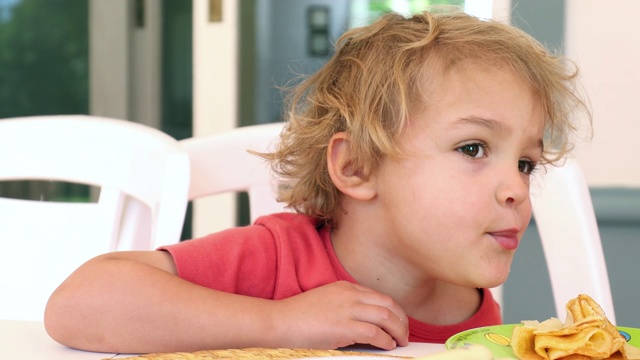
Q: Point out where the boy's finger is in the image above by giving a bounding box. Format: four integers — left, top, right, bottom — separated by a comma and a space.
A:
354, 285, 409, 331
352, 304, 409, 347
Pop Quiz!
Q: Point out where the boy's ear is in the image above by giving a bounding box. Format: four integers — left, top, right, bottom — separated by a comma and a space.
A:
327, 132, 376, 201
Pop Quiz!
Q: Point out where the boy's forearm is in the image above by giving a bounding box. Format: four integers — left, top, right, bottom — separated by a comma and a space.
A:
43, 253, 280, 353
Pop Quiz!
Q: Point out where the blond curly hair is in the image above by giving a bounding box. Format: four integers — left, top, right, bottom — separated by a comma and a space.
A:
262, 8, 590, 226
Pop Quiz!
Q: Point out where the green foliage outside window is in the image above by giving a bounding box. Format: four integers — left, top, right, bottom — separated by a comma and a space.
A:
368, 0, 464, 15
0, 0, 89, 201
0, 0, 88, 118
350, 0, 465, 28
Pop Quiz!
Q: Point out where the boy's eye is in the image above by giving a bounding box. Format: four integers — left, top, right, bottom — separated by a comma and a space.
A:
518, 160, 537, 175
457, 143, 486, 158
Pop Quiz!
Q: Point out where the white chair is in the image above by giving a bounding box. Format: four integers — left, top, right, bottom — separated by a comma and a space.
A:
529, 158, 615, 323
0, 115, 190, 320
180, 122, 288, 237
492, 158, 615, 323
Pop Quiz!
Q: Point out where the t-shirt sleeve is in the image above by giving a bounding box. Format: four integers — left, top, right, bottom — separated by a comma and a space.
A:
159, 213, 343, 301
159, 224, 279, 299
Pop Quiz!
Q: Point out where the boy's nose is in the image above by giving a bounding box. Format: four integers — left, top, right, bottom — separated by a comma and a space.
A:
496, 167, 529, 207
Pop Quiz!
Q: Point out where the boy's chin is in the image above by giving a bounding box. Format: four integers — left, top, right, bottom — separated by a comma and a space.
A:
478, 265, 512, 289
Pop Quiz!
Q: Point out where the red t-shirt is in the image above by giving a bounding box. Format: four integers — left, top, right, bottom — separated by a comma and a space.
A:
160, 212, 502, 343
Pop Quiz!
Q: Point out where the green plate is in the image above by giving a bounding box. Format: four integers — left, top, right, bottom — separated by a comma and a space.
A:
445, 324, 640, 358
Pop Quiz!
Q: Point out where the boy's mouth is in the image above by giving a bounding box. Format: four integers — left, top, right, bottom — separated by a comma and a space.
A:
488, 229, 520, 250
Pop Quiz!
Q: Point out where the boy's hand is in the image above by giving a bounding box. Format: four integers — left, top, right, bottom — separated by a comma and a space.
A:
272, 281, 409, 350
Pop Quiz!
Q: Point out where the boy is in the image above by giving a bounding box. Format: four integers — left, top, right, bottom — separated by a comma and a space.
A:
45, 8, 588, 354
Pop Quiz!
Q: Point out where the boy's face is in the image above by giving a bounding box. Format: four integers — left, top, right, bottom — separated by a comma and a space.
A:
371, 64, 544, 289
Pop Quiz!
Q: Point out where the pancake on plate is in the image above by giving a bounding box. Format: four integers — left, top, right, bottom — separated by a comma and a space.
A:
511, 294, 639, 360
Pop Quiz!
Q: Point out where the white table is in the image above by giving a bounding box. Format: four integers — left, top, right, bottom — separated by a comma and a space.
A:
0, 320, 119, 359
0, 320, 444, 359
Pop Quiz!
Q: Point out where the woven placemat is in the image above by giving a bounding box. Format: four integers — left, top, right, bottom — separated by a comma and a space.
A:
112, 347, 412, 360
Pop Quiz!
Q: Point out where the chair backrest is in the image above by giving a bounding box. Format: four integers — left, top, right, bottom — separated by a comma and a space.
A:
492, 159, 615, 323
180, 123, 288, 233
529, 158, 615, 323
0, 115, 190, 320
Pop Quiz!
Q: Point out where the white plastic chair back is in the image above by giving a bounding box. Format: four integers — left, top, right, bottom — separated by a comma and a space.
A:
180, 123, 288, 234
492, 159, 614, 323
530, 158, 615, 323
0, 115, 190, 321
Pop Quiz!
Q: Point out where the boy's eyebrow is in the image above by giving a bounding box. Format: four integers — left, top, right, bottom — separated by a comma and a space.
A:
451, 116, 510, 135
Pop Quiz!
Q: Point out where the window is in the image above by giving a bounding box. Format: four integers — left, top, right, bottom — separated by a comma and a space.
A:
349, 0, 493, 28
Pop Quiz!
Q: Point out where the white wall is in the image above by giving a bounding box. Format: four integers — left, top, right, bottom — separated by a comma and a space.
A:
89, 0, 161, 129
131, 0, 162, 129
566, 0, 640, 187
89, 0, 129, 120
191, 0, 239, 237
